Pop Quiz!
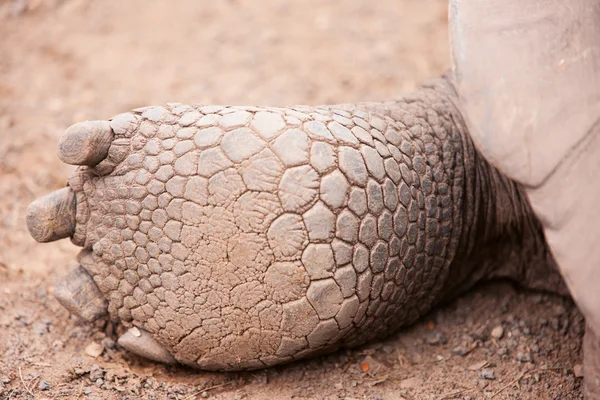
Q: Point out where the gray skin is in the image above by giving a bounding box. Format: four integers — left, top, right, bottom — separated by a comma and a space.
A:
26, 76, 566, 368
25, 1, 600, 396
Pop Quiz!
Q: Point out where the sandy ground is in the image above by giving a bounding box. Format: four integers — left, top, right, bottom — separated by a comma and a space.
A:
0, 0, 584, 399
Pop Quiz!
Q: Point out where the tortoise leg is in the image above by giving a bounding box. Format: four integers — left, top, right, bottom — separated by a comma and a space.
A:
585, 324, 600, 398
53, 265, 108, 322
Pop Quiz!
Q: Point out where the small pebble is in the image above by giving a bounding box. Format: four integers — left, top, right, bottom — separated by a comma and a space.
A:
83, 387, 92, 395
574, 364, 584, 378
85, 342, 105, 358
101, 337, 116, 350
552, 304, 567, 316
38, 380, 50, 391
426, 331, 447, 345
468, 360, 488, 371
399, 377, 424, 389
516, 351, 532, 363
89, 364, 104, 381
452, 346, 468, 356
491, 326, 504, 340
24, 373, 38, 381
530, 343, 540, 353
480, 368, 496, 380
15, 311, 28, 320
32, 322, 49, 335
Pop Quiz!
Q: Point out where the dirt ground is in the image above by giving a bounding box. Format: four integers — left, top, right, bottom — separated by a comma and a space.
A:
0, 0, 585, 399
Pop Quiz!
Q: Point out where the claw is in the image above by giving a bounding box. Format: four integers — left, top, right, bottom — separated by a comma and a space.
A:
57, 120, 114, 166
53, 265, 108, 321
26, 187, 76, 243
118, 327, 177, 364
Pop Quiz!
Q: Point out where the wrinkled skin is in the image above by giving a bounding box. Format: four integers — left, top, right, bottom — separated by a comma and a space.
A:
26, 0, 600, 397
27, 77, 564, 370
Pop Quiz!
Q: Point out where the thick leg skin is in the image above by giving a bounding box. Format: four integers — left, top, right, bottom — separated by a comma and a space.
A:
585, 325, 600, 399
27, 77, 558, 370
449, 0, 600, 347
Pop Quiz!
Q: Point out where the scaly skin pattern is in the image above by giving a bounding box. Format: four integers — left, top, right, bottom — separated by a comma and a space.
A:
61, 76, 556, 370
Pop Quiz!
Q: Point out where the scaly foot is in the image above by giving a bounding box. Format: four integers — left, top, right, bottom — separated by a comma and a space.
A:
26, 78, 559, 370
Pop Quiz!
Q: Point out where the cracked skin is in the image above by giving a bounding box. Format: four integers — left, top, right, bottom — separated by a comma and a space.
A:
26, 75, 565, 370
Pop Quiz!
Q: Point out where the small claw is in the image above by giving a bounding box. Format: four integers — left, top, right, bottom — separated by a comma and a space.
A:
57, 120, 114, 166
53, 265, 107, 321
26, 187, 76, 243
118, 327, 177, 364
